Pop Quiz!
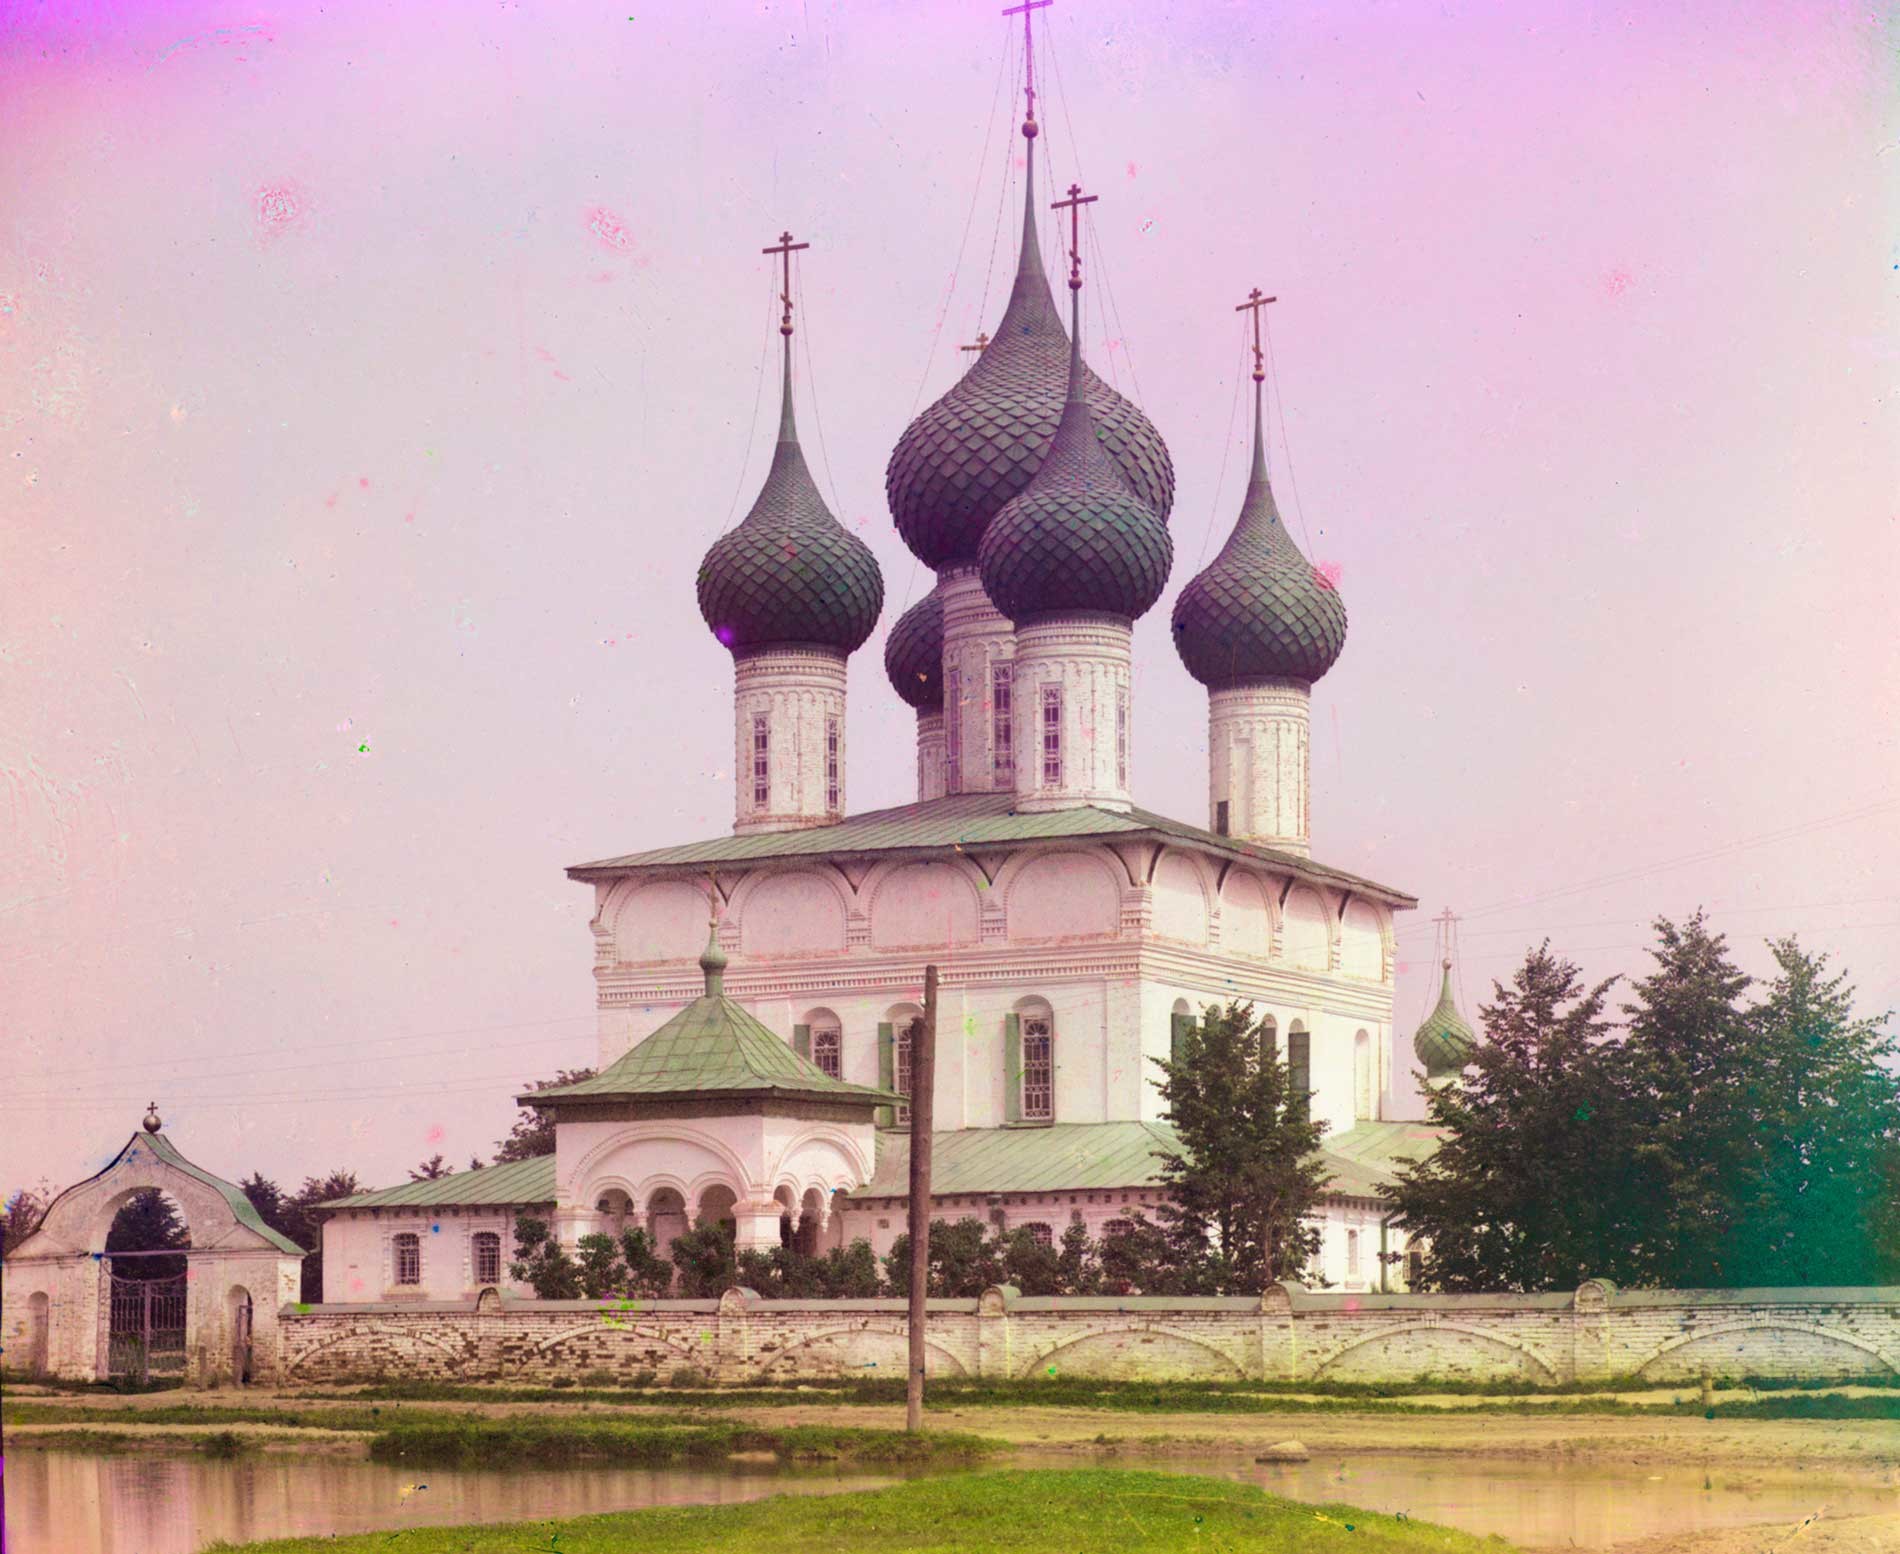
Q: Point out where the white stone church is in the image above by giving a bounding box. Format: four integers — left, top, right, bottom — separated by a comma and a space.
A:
317, 51, 1473, 1306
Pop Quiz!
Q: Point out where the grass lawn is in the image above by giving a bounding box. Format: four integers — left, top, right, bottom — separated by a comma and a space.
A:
203, 1467, 1511, 1553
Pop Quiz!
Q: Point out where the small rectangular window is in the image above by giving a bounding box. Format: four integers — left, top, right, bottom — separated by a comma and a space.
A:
1021, 1016, 1053, 1120
471, 1231, 501, 1286
1116, 688, 1129, 789
944, 667, 962, 795
825, 717, 841, 811
751, 715, 770, 809
1347, 1229, 1361, 1276
1215, 799, 1230, 836
393, 1233, 421, 1286
992, 664, 1013, 781
813, 1026, 842, 1080
1041, 685, 1062, 786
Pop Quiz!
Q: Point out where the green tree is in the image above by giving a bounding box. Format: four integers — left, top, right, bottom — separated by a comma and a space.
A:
881, 1218, 1004, 1297
993, 1226, 1064, 1294
574, 1233, 627, 1298
494, 1070, 596, 1164
1, 1182, 51, 1256
817, 1239, 883, 1298
408, 1154, 454, 1181
1383, 945, 1623, 1292
618, 1227, 675, 1296
670, 1219, 737, 1297
1096, 1212, 1186, 1295
283, 1170, 361, 1302
509, 1215, 582, 1299
1055, 1220, 1102, 1294
1727, 937, 1900, 1285
105, 1188, 190, 1279
1151, 1001, 1331, 1292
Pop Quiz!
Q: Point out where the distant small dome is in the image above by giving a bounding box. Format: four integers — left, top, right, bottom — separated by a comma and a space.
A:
1172, 397, 1346, 687
884, 590, 944, 710
698, 357, 884, 658
1413, 960, 1478, 1080
885, 134, 1173, 570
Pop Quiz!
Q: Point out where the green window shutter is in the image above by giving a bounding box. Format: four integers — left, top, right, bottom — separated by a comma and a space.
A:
876, 1022, 894, 1129
792, 1023, 811, 1061
1169, 1011, 1190, 1070
1289, 1029, 1311, 1123
1004, 1013, 1022, 1124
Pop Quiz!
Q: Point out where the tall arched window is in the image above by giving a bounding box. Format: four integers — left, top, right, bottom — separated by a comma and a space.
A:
1021, 1014, 1054, 1120
1346, 1228, 1361, 1278
1287, 1021, 1311, 1122
1353, 1030, 1373, 1120
895, 1019, 914, 1124
392, 1232, 421, 1287
812, 1025, 842, 1079
471, 1231, 501, 1286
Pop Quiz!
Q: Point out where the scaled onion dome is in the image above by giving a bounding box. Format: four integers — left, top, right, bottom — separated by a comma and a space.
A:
1414, 960, 1478, 1082
698, 348, 884, 657
1171, 381, 1347, 686
978, 267, 1173, 622
884, 589, 944, 711
885, 125, 1174, 570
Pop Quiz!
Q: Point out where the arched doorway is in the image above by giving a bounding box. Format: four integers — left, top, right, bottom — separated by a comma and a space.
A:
24, 1291, 50, 1376
228, 1286, 255, 1385
102, 1185, 192, 1383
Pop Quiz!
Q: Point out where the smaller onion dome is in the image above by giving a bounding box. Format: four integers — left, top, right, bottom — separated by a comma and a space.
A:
1171, 381, 1346, 687
977, 272, 1172, 624
1414, 960, 1478, 1082
884, 589, 944, 711
698, 346, 884, 658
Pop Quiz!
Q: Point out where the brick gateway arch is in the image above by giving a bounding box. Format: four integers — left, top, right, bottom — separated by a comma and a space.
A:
2, 1109, 304, 1384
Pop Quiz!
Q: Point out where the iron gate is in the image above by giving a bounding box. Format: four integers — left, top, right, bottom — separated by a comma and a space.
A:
107, 1272, 187, 1381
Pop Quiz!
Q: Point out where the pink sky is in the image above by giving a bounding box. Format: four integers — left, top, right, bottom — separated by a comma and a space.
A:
3, 0, 1896, 1203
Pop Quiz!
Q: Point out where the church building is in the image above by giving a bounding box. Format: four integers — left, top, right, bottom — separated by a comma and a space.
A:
316, 29, 1472, 1304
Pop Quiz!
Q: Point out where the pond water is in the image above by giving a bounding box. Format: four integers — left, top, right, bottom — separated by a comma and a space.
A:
6, 1446, 1897, 1554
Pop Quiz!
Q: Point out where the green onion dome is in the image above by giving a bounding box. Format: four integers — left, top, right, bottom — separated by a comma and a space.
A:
977, 286, 1173, 624
1171, 388, 1346, 687
884, 588, 944, 711
698, 350, 884, 658
1413, 960, 1478, 1080
885, 134, 1173, 571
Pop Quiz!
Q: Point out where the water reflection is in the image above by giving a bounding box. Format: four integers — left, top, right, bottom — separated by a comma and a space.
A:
4, 1451, 899, 1554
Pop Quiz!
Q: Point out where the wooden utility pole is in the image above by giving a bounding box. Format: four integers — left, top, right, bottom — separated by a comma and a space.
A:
905, 964, 938, 1432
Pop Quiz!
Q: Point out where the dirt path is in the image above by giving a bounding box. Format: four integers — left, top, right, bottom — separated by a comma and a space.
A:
1608, 1511, 1900, 1554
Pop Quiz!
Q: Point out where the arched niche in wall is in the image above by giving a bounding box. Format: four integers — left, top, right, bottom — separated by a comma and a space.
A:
1003, 850, 1120, 942
739, 870, 848, 956
870, 861, 981, 949
1282, 886, 1331, 972
1219, 870, 1273, 959
606, 879, 712, 965
1150, 851, 1209, 944
1340, 899, 1385, 981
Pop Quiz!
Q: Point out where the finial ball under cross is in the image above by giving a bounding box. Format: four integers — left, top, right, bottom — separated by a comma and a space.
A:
1051, 181, 1098, 291
762, 230, 810, 337
1233, 287, 1278, 383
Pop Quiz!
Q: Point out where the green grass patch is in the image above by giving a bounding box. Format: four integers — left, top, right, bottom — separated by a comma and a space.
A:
364, 1418, 995, 1468
202, 1466, 1508, 1553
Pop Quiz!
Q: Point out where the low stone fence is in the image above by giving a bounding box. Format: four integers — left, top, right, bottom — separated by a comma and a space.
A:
274, 1280, 1900, 1386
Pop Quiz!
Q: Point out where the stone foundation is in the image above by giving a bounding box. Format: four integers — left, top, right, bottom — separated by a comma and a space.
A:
276, 1280, 1900, 1385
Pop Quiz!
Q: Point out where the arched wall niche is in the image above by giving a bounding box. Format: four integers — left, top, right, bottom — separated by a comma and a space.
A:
1150, 851, 1210, 944
736, 869, 848, 956
1282, 886, 1331, 971
1340, 899, 1385, 980
1219, 870, 1273, 959
868, 861, 982, 949
1002, 850, 1121, 941
605, 879, 713, 965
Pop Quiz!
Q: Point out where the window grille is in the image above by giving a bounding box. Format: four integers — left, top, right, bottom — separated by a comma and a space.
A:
944, 667, 962, 793
992, 664, 1013, 781
392, 1233, 421, 1286
825, 717, 841, 811
751, 715, 770, 808
813, 1026, 842, 1079
895, 1020, 914, 1124
1101, 1218, 1134, 1241
471, 1231, 501, 1286
1347, 1229, 1361, 1276
1116, 687, 1129, 789
1021, 1016, 1053, 1120
1041, 684, 1062, 786
1024, 1222, 1053, 1248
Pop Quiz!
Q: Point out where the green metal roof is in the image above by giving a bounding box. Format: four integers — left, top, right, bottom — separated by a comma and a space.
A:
526, 990, 900, 1108
53, 1131, 306, 1255
854, 1119, 1443, 1204
569, 791, 1414, 907
321, 1153, 558, 1210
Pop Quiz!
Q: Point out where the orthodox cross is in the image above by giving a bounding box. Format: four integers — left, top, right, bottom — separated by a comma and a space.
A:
1002, 0, 1052, 130
1433, 906, 1460, 967
1051, 181, 1097, 289
958, 331, 991, 365
762, 230, 809, 336
1233, 287, 1277, 383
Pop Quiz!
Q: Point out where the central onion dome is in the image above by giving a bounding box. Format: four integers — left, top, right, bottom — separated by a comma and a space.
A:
1414, 960, 1479, 1083
1172, 377, 1347, 686
886, 128, 1174, 570
883, 589, 944, 710
698, 349, 884, 658
977, 236, 1172, 623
